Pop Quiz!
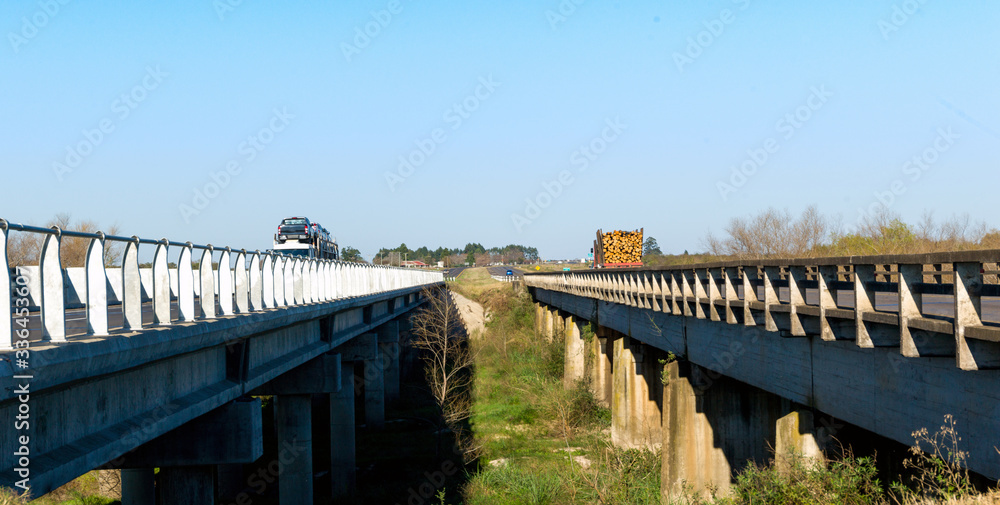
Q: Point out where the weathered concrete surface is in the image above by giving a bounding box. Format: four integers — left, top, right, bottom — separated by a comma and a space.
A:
563, 315, 586, 390
534, 288, 1000, 481
330, 361, 357, 498
0, 284, 438, 496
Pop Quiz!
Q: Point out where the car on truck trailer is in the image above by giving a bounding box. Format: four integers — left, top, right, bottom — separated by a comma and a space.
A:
272, 217, 339, 260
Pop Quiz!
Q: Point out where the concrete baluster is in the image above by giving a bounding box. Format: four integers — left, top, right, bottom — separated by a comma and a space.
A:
236, 250, 250, 313
316, 261, 325, 301
817, 265, 838, 341
303, 260, 313, 304
219, 248, 234, 316
853, 264, 877, 347
762, 266, 780, 332
722, 267, 738, 324
284, 257, 295, 305
741, 266, 756, 326
85, 234, 109, 336
199, 247, 216, 319
153, 241, 171, 325
119, 239, 143, 332
787, 265, 807, 336
691, 269, 706, 319
40, 230, 66, 342
264, 254, 277, 308
706, 268, 721, 322
274, 256, 287, 307
954, 261, 994, 370
292, 259, 304, 305
178, 243, 196, 322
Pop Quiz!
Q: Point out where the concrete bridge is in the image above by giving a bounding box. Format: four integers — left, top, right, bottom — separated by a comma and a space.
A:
0, 220, 443, 503
525, 252, 1000, 498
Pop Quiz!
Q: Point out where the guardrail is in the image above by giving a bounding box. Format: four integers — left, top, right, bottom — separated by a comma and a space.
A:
1, 219, 443, 350
525, 250, 1000, 371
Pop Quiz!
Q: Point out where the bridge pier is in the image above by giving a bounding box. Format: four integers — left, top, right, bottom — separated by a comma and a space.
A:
660, 360, 826, 499
610, 333, 663, 449
330, 359, 357, 498
275, 394, 314, 505
588, 325, 614, 407
563, 315, 586, 389
378, 321, 401, 403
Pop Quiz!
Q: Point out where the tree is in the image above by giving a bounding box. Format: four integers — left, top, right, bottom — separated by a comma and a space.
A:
340, 246, 364, 262
7, 214, 123, 267
643, 237, 662, 256
465, 252, 475, 266
410, 288, 478, 461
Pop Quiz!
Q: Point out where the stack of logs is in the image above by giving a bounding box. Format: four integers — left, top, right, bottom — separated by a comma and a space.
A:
599, 228, 643, 265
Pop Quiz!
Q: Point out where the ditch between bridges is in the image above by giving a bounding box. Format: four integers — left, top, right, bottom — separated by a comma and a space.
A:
525, 251, 1000, 498
0, 220, 444, 503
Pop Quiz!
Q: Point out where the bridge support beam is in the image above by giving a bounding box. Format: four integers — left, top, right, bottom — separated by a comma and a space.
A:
275, 394, 314, 505
336, 333, 384, 429
563, 315, 586, 390
611, 333, 663, 449
661, 361, 827, 500
378, 321, 401, 403
330, 359, 357, 498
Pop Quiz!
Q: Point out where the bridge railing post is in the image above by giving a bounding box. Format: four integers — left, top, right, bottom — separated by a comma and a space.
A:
177, 243, 196, 322
235, 250, 250, 313
762, 265, 780, 332
284, 257, 296, 305
787, 265, 808, 337
706, 268, 721, 322
741, 266, 756, 326
85, 234, 109, 336
153, 240, 171, 325
218, 248, 233, 316
816, 265, 839, 341
262, 253, 275, 309
722, 267, 738, 324
40, 228, 66, 342
198, 246, 216, 320
122, 238, 142, 332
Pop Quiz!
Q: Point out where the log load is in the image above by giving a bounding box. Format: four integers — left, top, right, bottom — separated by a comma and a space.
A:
595, 228, 643, 266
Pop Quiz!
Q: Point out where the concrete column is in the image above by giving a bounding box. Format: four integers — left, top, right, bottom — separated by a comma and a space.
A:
534, 302, 544, 339
364, 352, 386, 429
611, 334, 633, 447
591, 326, 614, 408
629, 343, 662, 449
158, 466, 214, 505
331, 361, 356, 498
563, 316, 585, 390
661, 361, 789, 500
544, 307, 554, 342
276, 394, 313, 505
120, 468, 153, 505
378, 321, 401, 402
775, 408, 824, 472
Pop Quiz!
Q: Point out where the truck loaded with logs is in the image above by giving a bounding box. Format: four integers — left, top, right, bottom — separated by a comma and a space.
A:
592, 228, 643, 268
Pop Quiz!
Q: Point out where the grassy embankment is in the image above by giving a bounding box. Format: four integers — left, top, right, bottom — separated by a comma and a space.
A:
450, 268, 662, 505
449, 268, 1000, 505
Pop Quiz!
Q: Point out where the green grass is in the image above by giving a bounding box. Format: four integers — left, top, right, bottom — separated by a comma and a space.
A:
460, 286, 661, 504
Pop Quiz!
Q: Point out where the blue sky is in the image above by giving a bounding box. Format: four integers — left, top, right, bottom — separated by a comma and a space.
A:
2, 1, 998, 260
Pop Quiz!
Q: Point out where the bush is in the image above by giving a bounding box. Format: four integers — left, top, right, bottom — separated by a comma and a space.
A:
725, 451, 884, 505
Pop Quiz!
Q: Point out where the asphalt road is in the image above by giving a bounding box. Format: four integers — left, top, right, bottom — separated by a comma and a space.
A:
443, 267, 468, 279
487, 266, 524, 279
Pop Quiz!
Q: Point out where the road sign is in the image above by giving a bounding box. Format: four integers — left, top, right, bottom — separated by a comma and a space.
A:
563, 267, 571, 271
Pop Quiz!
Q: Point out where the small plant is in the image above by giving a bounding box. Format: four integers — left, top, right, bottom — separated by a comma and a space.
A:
658, 352, 677, 386
891, 414, 974, 502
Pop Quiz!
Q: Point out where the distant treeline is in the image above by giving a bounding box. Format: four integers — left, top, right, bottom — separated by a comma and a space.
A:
374, 243, 539, 266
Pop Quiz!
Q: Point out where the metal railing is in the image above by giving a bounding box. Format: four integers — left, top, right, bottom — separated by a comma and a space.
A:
1, 219, 443, 350
525, 250, 1000, 371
